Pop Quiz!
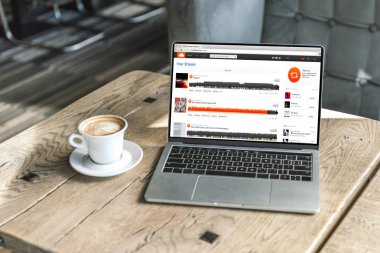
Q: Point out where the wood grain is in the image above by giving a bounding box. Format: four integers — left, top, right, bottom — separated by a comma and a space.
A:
0, 246, 12, 253
321, 169, 380, 253
0, 71, 168, 226
0, 71, 379, 253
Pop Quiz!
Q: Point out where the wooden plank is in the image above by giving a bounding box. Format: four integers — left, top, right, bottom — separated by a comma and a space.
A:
0, 70, 168, 227
0, 71, 379, 253
321, 169, 380, 253
0, 246, 12, 253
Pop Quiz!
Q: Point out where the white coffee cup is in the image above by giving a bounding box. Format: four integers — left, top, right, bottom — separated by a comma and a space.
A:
68, 115, 128, 165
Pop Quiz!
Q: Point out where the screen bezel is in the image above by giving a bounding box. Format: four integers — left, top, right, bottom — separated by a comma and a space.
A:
168, 41, 324, 150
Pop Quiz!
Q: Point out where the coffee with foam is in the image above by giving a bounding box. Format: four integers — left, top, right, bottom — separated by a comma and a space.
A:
81, 115, 125, 136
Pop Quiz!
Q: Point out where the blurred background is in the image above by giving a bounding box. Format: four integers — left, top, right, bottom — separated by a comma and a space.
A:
0, 0, 379, 143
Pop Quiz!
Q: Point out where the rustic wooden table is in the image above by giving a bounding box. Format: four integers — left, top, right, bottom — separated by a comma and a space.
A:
0, 71, 379, 253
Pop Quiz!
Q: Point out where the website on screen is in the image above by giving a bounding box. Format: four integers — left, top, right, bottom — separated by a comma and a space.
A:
170, 44, 322, 144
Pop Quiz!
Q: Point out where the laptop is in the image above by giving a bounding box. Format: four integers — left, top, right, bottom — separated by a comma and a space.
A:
145, 42, 323, 214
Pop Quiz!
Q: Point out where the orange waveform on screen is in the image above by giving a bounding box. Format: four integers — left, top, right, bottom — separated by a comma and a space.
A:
188, 106, 271, 114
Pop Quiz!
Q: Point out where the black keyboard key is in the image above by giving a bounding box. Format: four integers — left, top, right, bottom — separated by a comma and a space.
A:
291, 160, 301, 165
193, 155, 202, 159
233, 162, 243, 166
291, 176, 301, 181
242, 157, 251, 162
232, 157, 241, 162
187, 164, 197, 169
169, 153, 183, 158
209, 150, 219, 155
207, 165, 217, 170
302, 161, 312, 166
270, 174, 279, 179
263, 164, 273, 168
249, 153, 257, 158
213, 156, 222, 160
165, 163, 186, 168
277, 154, 287, 159
257, 174, 269, 179
287, 155, 297, 160
213, 160, 223, 165
167, 158, 183, 163
183, 169, 192, 174
203, 155, 212, 159
173, 168, 183, 173
219, 151, 227, 156
282, 160, 290, 165
284, 165, 293, 170
268, 154, 277, 159
278, 170, 288, 175
183, 159, 193, 163
302, 176, 312, 181
237, 167, 246, 172
243, 162, 253, 167
289, 170, 311, 176
258, 153, 266, 158
171, 147, 180, 153
297, 155, 312, 161
226, 166, 236, 171
222, 156, 231, 161
224, 161, 233, 166
262, 159, 271, 163
204, 160, 213, 165
252, 158, 261, 163
217, 166, 227, 171
268, 169, 277, 174
258, 168, 267, 174
253, 163, 263, 168
163, 168, 173, 173
183, 154, 192, 159
272, 159, 281, 164
280, 175, 290, 180
294, 165, 311, 171
197, 165, 206, 170
194, 160, 203, 164
238, 152, 247, 157
247, 168, 257, 173
273, 164, 283, 169
193, 169, 205, 175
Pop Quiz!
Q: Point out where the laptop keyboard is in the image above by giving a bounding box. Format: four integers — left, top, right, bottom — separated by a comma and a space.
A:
162, 146, 312, 181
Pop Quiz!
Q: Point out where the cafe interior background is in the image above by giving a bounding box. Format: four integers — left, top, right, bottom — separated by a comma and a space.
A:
0, 0, 379, 144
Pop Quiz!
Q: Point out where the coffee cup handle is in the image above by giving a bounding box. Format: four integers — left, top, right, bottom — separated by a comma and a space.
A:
68, 134, 87, 151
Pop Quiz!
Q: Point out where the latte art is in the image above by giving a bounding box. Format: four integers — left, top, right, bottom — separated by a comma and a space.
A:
81, 116, 125, 136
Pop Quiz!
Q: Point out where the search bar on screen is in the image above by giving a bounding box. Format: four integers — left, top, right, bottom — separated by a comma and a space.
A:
210, 54, 238, 59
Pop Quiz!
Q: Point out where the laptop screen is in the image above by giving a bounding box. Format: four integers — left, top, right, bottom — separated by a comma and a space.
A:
169, 42, 323, 145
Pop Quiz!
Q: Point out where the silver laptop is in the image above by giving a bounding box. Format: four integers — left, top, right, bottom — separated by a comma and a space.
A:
145, 42, 323, 214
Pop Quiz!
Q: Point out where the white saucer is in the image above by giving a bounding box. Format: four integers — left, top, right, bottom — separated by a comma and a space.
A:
69, 140, 143, 177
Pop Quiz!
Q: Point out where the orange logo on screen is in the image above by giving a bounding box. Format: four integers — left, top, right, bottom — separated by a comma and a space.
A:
288, 67, 301, 83
177, 52, 186, 58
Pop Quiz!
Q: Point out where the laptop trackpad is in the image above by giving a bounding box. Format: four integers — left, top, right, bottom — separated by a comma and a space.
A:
192, 177, 271, 206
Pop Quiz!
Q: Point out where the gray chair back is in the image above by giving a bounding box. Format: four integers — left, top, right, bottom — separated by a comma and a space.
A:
262, 0, 380, 119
